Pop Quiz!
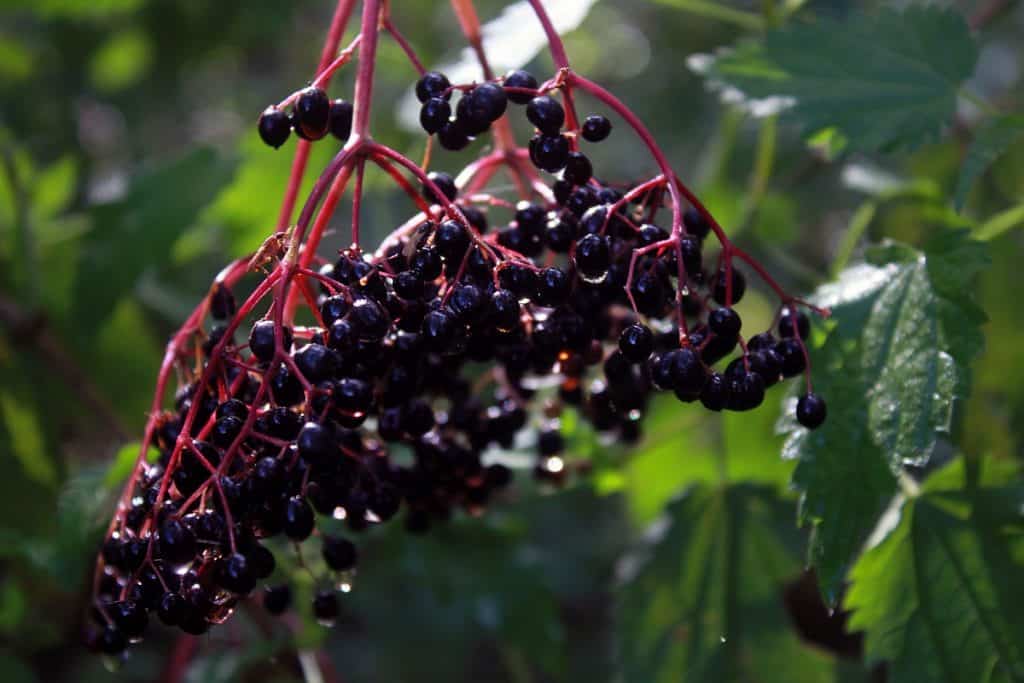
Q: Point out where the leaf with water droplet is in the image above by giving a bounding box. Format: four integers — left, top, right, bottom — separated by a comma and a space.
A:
781, 231, 989, 602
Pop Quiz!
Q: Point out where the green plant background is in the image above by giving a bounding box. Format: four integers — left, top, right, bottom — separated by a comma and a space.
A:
1, 0, 1022, 681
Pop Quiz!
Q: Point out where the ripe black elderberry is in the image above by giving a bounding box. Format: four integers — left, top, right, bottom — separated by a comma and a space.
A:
796, 393, 827, 429
437, 121, 471, 151
424, 172, 457, 204
619, 323, 654, 362
420, 97, 451, 134
529, 134, 570, 172
526, 96, 564, 135
778, 308, 810, 340
329, 99, 354, 141
563, 152, 592, 186
258, 106, 291, 148
293, 86, 331, 140
503, 69, 538, 104
581, 114, 612, 142
574, 234, 610, 281
416, 71, 451, 102
708, 307, 741, 340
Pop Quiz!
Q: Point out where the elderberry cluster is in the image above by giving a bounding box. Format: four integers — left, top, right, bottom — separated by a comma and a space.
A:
258, 86, 353, 148
92, 62, 826, 660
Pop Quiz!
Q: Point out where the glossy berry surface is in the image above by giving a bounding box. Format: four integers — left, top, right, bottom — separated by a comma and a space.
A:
415, 71, 451, 102
293, 86, 331, 140
796, 393, 827, 429
581, 114, 612, 142
503, 69, 538, 104
258, 106, 291, 148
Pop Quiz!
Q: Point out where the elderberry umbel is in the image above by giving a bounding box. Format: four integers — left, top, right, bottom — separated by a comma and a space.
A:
90, 0, 829, 659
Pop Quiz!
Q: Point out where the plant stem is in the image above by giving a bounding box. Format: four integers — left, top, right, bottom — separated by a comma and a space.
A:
275, 0, 358, 231
351, 0, 384, 141
831, 200, 876, 277
654, 0, 763, 31
0, 149, 37, 307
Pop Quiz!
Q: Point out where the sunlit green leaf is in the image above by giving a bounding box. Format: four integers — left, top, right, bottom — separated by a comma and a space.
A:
846, 461, 1024, 682
697, 6, 978, 151
782, 233, 989, 600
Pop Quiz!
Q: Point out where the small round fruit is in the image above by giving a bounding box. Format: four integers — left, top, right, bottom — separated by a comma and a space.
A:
796, 393, 827, 429
580, 114, 611, 142
328, 99, 353, 141
420, 97, 451, 134
293, 86, 331, 140
619, 323, 654, 362
263, 584, 292, 615
416, 71, 451, 102
503, 69, 538, 104
526, 95, 565, 135
258, 106, 291, 148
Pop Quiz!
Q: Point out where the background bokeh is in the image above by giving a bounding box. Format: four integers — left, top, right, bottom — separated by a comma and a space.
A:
1, 0, 1022, 681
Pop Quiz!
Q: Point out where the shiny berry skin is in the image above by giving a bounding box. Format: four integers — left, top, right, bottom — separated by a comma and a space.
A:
581, 114, 611, 142
699, 372, 730, 411
619, 323, 654, 362
683, 207, 711, 239
435, 219, 470, 261
411, 245, 443, 280
419, 97, 451, 134
258, 106, 291, 148
322, 535, 358, 571
158, 592, 186, 626
320, 295, 350, 326
312, 590, 339, 625
328, 99, 353, 141
775, 338, 807, 377
487, 289, 521, 332
708, 307, 742, 340
248, 543, 276, 578
217, 553, 256, 595
349, 297, 390, 341
503, 69, 538, 103
415, 71, 451, 102
293, 343, 338, 382
448, 283, 484, 321
778, 308, 810, 340
713, 267, 747, 306
421, 310, 455, 350
437, 121, 470, 150
537, 428, 564, 456
263, 584, 292, 615
727, 371, 765, 411
535, 266, 570, 307
529, 134, 570, 172
498, 264, 538, 302
668, 348, 708, 402
297, 422, 334, 464
293, 86, 331, 140
573, 234, 610, 281
796, 393, 827, 429
158, 518, 197, 566
563, 152, 592, 186
469, 82, 508, 122
526, 95, 564, 135
283, 495, 315, 541
423, 171, 457, 204
394, 271, 424, 300
249, 320, 292, 362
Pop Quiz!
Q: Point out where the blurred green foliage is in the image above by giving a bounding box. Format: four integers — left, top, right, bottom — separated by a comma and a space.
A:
1, 0, 1022, 681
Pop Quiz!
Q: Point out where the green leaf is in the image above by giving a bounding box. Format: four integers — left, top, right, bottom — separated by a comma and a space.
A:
782, 233, 989, 600
697, 6, 978, 151
846, 461, 1024, 682
88, 28, 153, 92
104, 441, 158, 488
954, 115, 1024, 210
618, 484, 836, 682
73, 147, 236, 333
